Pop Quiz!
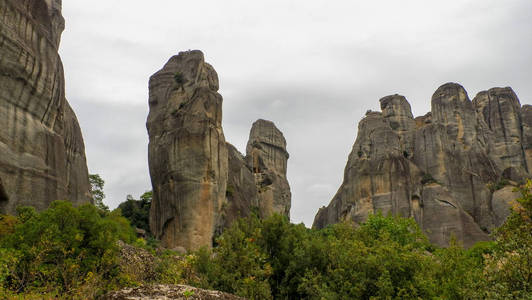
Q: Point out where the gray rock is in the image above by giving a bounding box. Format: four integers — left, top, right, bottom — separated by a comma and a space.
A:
246, 119, 291, 218
314, 83, 528, 247
218, 143, 258, 231
0, 0, 91, 214
473, 87, 529, 175
522, 105, 532, 171
147, 50, 228, 251
103, 284, 245, 300
146, 51, 292, 250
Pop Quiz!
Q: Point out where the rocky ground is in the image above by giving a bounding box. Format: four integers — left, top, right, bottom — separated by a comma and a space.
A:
102, 284, 245, 300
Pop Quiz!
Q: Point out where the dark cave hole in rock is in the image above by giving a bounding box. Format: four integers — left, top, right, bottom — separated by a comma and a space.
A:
0, 179, 8, 202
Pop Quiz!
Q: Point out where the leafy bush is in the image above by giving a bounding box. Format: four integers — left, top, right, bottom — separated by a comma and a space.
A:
487, 178, 511, 192
0, 201, 136, 297
89, 174, 108, 211
421, 173, 437, 185
193, 213, 441, 299
117, 191, 152, 234
2, 181, 531, 299
473, 180, 532, 298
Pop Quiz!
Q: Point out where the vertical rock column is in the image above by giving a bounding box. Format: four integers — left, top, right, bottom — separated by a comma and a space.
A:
473, 87, 529, 178
0, 0, 91, 213
147, 51, 228, 251
246, 119, 291, 218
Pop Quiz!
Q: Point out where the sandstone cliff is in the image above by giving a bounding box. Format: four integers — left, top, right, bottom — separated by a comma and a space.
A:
0, 0, 91, 213
147, 51, 291, 251
313, 83, 530, 247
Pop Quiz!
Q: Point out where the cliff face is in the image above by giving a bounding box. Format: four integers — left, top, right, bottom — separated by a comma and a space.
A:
0, 0, 91, 213
313, 83, 530, 247
147, 51, 291, 251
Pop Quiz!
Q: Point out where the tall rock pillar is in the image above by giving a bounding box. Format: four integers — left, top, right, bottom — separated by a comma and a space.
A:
147, 51, 228, 250
246, 119, 291, 218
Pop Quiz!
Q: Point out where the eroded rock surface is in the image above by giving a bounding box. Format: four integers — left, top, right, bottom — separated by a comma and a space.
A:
147, 51, 228, 251
246, 119, 291, 218
313, 83, 529, 247
217, 120, 291, 236
218, 143, 258, 232
147, 52, 292, 250
0, 0, 91, 213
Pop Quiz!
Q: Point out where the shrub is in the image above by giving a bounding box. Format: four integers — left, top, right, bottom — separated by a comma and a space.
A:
421, 173, 437, 185
117, 191, 152, 234
0, 201, 136, 297
194, 213, 439, 299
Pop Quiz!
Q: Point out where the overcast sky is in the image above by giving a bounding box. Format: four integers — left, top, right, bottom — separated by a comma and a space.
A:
59, 0, 532, 226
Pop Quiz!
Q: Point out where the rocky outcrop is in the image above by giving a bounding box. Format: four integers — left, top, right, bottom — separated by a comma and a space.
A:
147, 51, 291, 250
104, 284, 245, 300
246, 119, 291, 218
521, 105, 532, 173
473, 88, 529, 179
219, 143, 258, 232
0, 0, 91, 214
147, 50, 228, 251
313, 83, 529, 247
218, 121, 292, 233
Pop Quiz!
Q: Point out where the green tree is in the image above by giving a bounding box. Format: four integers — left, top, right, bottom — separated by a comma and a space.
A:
89, 174, 108, 211
117, 191, 152, 234
472, 180, 532, 298
0, 201, 136, 296
194, 213, 438, 299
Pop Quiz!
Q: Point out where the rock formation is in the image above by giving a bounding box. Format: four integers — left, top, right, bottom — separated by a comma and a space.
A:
246, 119, 291, 217
219, 121, 292, 232
0, 0, 91, 214
313, 83, 530, 247
147, 51, 291, 250
219, 143, 259, 232
147, 50, 228, 251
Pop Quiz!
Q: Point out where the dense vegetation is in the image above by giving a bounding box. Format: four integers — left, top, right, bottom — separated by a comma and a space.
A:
118, 191, 152, 235
0, 201, 137, 298
0, 181, 530, 299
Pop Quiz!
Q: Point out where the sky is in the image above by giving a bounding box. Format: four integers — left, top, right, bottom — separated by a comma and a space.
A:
59, 0, 532, 227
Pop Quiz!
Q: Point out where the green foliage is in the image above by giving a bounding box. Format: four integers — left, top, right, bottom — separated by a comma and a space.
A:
0, 201, 136, 297
473, 180, 532, 298
154, 250, 197, 285
194, 213, 441, 299
2, 181, 531, 299
194, 216, 273, 299
89, 174, 108, 211
174, 72, 187, 88
421, 173, 437, 185
225, 185, 235, 197
183, 289, 195, 298
0, 214, 17, 238
117, 191, 152, 234
487, 178, 511, 192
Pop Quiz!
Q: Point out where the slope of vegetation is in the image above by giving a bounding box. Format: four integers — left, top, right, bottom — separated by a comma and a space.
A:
0, 181, 530, 299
